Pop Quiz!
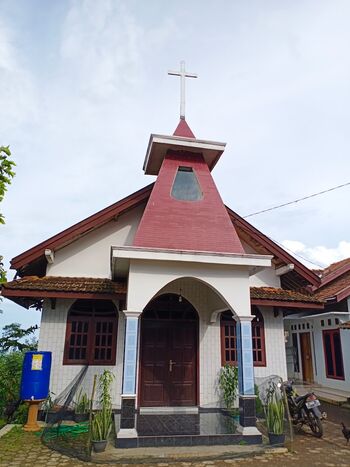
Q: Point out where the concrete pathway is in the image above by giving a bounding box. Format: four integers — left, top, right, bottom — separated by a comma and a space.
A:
0, 420, 349, 466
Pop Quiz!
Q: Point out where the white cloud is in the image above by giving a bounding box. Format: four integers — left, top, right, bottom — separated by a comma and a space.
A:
282, 240, 350, 269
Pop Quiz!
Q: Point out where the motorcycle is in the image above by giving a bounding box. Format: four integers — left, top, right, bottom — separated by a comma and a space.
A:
283, 381, 326, 438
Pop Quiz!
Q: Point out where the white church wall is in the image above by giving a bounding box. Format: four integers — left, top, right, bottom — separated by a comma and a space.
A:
242, 241, 281, 288
127, 260, 252, 318
46, 204, 145, 278
254, 307, 287, 382
38, 299, 125, 408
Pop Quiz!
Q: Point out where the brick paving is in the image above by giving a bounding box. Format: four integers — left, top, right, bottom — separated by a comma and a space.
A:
0, 420, 349, 466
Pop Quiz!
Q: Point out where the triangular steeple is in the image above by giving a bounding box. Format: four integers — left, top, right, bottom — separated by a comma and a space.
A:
133, 124, 244, 255
173, 119, 196, 138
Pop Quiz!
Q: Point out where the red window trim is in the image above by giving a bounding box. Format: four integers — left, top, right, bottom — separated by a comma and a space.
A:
322, 328, 345, 380
63, 300, 118, 366
220, 308, 266, 367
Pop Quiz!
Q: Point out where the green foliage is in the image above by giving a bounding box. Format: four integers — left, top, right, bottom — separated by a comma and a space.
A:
266, 398, 285, 435
98, 369, 114, 410
91, 408, 112, 441
11, 403, 28, 424
254, 384, 264, 416
0, 323, 38, 353
218, 364, 239, 410
0, 145, 15, 226
75, 390, 90, 414
91, 370, 114, 441
0, 351, 23, 416
264, 385, 285, 435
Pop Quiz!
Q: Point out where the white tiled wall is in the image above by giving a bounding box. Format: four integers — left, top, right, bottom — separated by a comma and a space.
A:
38, 296, 287, 409
38, 298, 125, 408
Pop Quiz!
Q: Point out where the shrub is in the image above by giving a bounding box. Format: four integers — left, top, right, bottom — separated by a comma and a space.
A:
218, 364, 239, 411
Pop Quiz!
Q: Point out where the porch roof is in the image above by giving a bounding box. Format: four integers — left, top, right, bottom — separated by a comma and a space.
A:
1, 276, 127, 307
250, 286, 324, 309
2, 276, 323, 310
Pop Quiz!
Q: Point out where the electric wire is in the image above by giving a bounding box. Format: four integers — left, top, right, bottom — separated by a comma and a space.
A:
243, 181, 350, 219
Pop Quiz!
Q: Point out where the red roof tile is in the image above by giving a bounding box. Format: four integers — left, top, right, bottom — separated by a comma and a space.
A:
314, 269, 350, 301
250, 287, 323, 304
1, 276, 126, 295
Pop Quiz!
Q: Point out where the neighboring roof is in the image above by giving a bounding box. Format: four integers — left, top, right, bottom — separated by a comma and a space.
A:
173, 119, 196, 138
340, 320, 350, 329
1, 276, 126, 303
9, 184, 320, 288
250, 286, 324, 309
314, 269, 350, 302
320, 258, 350, 278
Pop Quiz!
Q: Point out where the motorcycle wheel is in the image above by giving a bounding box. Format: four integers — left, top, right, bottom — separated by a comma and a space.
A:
308, 411, 323, 438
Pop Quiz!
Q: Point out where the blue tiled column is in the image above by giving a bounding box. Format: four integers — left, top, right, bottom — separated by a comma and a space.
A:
237, 316, 257, 428
117, 310, 141, 445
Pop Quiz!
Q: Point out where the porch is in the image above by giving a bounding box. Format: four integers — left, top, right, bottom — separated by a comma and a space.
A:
114, 409, 262, 448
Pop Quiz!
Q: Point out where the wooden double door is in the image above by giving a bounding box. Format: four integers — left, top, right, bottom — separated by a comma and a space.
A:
300, 332, 314, 383
139, 294, 198, 407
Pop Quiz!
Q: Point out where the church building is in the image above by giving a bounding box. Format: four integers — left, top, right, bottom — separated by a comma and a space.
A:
2, 64, 327, 447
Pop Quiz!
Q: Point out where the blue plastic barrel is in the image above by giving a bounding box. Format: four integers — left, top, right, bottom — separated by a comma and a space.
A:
20, 351, 52, 401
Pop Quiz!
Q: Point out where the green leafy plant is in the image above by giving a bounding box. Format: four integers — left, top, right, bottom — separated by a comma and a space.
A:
218, 364, 239, 411
91, 407, 112, 441
265, 394, 285, 435
254, 384, 264, 416
75, 390, 90, 414
91, 370, 114, 441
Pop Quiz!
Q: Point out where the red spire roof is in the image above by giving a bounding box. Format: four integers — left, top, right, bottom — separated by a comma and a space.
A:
173, 119, 196, 138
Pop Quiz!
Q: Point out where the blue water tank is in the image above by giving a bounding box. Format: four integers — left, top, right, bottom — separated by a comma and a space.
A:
20, 351, 52, 401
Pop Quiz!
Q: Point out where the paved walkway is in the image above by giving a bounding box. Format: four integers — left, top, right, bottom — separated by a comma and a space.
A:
0, 420, 349, 466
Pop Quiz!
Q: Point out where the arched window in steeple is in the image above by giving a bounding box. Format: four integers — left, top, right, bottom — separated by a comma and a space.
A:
171, 166, 203, 201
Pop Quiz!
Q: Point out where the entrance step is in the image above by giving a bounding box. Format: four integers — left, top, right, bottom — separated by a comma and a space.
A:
140, 407, 199, 414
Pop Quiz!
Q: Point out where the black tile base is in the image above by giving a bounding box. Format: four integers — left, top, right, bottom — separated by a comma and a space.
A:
116, 433, 262, 448
120, 398, 136, 430
239, 396, 256, 427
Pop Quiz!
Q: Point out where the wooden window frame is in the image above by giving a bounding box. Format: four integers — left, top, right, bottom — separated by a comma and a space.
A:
220, 308, 266, 367
63, 300, 118, 366
322, 328, 345, 380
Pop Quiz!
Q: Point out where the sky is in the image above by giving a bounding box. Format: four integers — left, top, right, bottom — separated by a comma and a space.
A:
1, 0, 350, 329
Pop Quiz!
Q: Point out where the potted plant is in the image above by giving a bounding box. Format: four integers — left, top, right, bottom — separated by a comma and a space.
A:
74, 390, 90, 423
91, 407, 112, 453
265, 394, 285, 445
90, 370, 114, 453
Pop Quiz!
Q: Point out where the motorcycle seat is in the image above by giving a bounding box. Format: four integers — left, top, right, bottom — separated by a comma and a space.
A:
294, 395, 306, 403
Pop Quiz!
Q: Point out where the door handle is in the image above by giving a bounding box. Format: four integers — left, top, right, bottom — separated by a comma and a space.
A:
169, 360, 176, 372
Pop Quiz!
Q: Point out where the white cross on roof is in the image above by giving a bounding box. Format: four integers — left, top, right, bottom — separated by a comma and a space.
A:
168, 61, 198, 120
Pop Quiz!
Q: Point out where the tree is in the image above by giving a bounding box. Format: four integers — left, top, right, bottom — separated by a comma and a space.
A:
0, 323, 38, 353
0, 145, 15, 284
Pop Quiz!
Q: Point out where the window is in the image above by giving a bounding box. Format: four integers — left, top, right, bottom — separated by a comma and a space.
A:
171, 166, 202, 201
321, 320, 324, 327
323, 329, 344, 380
220, 307, 266, 367
64, 300, 118, 365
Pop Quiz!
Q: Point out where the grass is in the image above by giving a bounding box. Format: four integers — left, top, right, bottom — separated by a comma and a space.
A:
0, 418, 7, 430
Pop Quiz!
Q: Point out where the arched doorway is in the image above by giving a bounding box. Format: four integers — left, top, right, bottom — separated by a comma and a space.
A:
139, 293, 199, 407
